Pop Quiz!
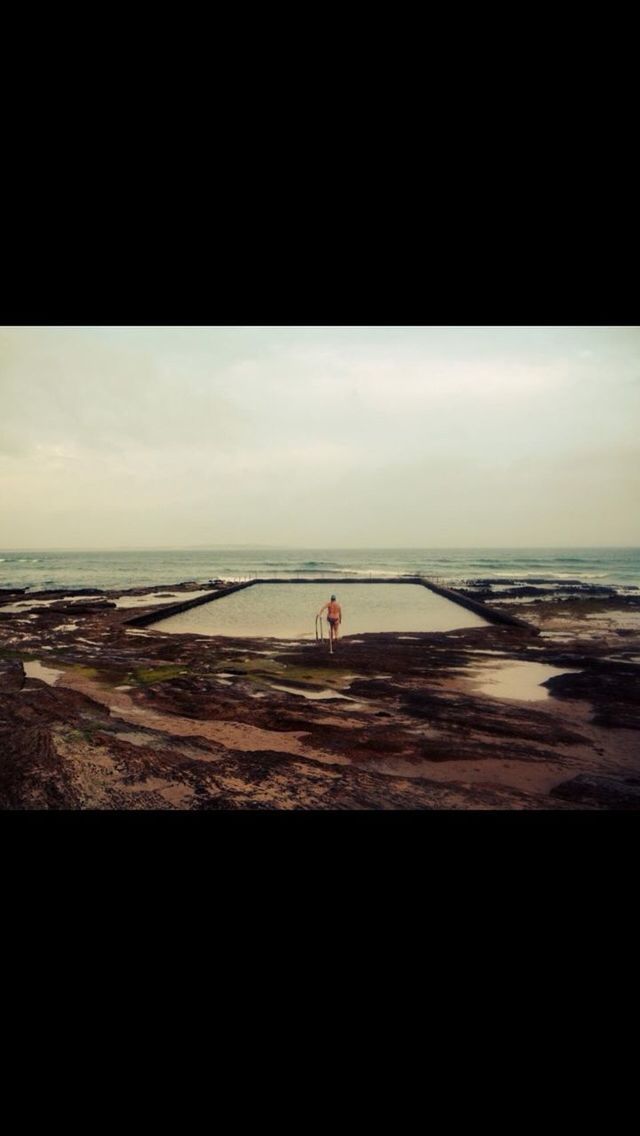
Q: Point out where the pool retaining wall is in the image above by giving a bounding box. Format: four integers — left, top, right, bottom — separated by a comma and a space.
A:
124, 581, 255, 628
125, 576, 535, 634
417, 578, 537, 632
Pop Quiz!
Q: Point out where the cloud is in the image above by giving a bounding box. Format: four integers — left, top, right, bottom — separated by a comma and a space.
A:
1, 325, 638, 547
0, 327, 245, 457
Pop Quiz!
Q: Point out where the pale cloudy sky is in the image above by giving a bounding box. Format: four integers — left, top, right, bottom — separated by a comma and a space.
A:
1, 325, 638, 548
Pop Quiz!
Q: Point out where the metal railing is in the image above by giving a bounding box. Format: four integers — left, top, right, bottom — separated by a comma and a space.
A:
315, 611, 339, 653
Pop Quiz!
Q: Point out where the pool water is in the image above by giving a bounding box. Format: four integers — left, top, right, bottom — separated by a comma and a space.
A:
150, 583, 489, 639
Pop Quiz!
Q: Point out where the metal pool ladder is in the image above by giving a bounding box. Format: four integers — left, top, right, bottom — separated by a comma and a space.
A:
315, 613, 334, 654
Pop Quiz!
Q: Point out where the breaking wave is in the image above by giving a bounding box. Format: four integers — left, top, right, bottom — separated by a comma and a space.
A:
1, 547, 638, 592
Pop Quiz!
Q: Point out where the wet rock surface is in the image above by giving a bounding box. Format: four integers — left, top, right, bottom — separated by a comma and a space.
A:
550, 774, 640, 809
0, 579, 639, 809
544, 663, 640, 730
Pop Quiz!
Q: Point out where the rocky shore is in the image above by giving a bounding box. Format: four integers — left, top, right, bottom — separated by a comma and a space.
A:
1, 579, 639, 809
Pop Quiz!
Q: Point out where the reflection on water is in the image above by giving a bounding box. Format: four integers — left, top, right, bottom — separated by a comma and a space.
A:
150, 583, 489, 639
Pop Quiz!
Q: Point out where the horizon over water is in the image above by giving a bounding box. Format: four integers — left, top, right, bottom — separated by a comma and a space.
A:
1, 547, 639, 594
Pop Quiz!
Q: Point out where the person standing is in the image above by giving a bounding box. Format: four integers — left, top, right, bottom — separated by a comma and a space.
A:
317, 594, 342, 652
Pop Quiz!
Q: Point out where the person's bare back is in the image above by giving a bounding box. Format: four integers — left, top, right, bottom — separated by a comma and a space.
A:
317, 594, 342, 650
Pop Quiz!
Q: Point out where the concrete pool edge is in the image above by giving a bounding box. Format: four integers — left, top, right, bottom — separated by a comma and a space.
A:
125, 577, 537, 635
417, 579, 536, 632
125, 580, 254, 628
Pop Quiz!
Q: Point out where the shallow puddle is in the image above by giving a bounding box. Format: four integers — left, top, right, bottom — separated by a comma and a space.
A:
114, 590, 211, 609
23, 660, 64, 686
0, 595, 101, 613
469, 649, 510, 656
270, 683, 358, 702
468, 660, 581, 701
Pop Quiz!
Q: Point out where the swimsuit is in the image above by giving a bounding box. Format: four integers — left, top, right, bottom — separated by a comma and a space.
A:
327, 603, 340, 625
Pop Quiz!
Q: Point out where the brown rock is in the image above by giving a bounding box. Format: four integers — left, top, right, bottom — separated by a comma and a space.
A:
0, 725, 80, 809
550, 774, 640, 809
0, 660, 25, 693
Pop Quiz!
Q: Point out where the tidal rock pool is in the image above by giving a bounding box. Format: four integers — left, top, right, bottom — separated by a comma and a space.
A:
150, 583, 489, 639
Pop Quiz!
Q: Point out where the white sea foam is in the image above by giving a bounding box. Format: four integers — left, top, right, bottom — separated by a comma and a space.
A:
2, 548, 638, 592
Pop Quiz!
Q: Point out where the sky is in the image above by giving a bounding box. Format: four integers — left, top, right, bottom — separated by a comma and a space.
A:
1, 325, 639, 548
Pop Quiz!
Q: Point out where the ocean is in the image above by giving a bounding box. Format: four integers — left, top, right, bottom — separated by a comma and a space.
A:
1, 548, 639, 594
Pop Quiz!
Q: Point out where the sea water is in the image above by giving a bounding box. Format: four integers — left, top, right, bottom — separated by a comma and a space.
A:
1, 547, 639, 594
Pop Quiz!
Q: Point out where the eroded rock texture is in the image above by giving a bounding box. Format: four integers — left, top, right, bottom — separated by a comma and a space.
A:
0, 581, 639, 809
